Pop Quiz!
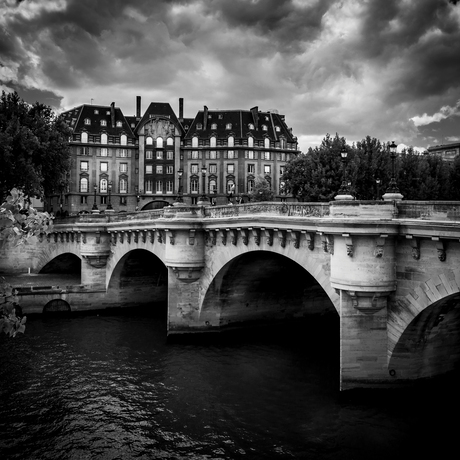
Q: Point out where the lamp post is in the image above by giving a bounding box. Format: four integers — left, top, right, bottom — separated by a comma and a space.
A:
375, 177, 381, 200
107, 180, 113, 210
177, 169, 183, 203
92, 183, 99, 213
335, 147, 353, 200
198, 166, 208, 205
383, 141, 404, 201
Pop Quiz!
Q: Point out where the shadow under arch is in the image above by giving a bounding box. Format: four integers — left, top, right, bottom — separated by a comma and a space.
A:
201, 251, 337, 330
39, 252, 81, 284
141, 200, 170, 210
389, 292, 460, 381
43, 299, 71, 315
106, 248, 168, 311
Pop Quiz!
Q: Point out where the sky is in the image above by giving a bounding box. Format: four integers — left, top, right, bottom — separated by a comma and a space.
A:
1, 0, 460, 153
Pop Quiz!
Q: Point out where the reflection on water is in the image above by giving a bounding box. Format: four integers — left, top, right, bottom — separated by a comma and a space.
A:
0, 308, 459, 459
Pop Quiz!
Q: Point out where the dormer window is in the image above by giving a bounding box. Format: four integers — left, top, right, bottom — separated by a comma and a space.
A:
197, 123, 203, 130
262, 125, 268, 131
211, 123, 217, 130
116, 121, 122, 127
106, 111, 110, 115
226, 123, 232, 130
101, 120, 107, 126
84, 118, 91, 125
275, 126, 280, 132
94, 109, 99, 115
248, 123, 254, 130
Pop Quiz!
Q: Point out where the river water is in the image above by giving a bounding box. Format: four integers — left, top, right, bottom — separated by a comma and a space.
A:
0, 308, 458, 460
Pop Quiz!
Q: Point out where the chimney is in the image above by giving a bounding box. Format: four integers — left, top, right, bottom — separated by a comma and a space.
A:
250, 106, 259, 130
179, 97, 184, 121
136, 96, 141, 118
203, 105, 208, 130
110, 102, 115, 128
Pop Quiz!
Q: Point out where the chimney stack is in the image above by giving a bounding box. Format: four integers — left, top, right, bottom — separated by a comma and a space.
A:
110, 102, 115, 128
136, 96, 141, 118
179, 97, 184, 121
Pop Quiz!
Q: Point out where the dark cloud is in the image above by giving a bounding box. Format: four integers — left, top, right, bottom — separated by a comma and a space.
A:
3, 80, 63, 108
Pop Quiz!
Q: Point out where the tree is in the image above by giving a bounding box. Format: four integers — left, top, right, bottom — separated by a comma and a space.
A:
0, 91, 72, 203
248, 176, 274, 202
1, 188, 54, 336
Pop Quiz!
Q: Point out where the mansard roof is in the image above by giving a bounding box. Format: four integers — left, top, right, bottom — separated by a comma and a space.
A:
183, 107, 298, 143
61, 103, 135, 138
135, 102, 184, 135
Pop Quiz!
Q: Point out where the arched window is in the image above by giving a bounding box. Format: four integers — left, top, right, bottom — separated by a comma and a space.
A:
228, 136, 234, 147
191, 177, 199, 193
156, 137, 163, 148
192, 136, 199, 147
100, 178, 108, 193
80, 177, 88, 193
248, 123, 254, 130
119, 177, 127, 194
81, 132, 88, 143
166, 137, 173, 145
209, 179, 217, 194
196, 123, 203, 130
264, 138, 270, 149
226, 123, 232, 130
84, 118, 91, 125
211, 123, 217, 130
101, 133, 107, 144
210, 136, 217, 148
116, 121, 122, 128
262, 125, 268, 131
101, 120, 107, 126
146, 136, 153, 145
248, 137, 253, 148
120, 134, 127, 145
275, 126, 280, 132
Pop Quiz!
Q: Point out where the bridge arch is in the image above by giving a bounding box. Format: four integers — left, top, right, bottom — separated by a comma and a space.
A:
36, 245, 81, 274
199, 245, 339, 328
388, 269, 460, 379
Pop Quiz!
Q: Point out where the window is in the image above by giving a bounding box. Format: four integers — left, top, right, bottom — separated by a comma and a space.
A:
156, 151, 163, 160
191, 151, 199, 159
94, 109, 99, 115
166, 137, 173, 146
247, 164, 255, 174
264, 151, 271, 160
191, 178, 199, 193
247, 179, 255, 192
145, 180, 153, 193
119, 178, 127, 193
100, 148, 108, 156
264, 138, 270, 149
120, 163, 127, 173
119, 149, 128, 157
146, 165, 153, 174
146, 136, 153, 145
80, 147, 90, 155
264, 165, 271, 175
210, 136, 217, 147
81, 132, 88, 143
227, 164, 235, 174
248, 123, 254, 130
156, 165, 163, 174
248, 137, 254, 147
100, 178, 108, 192
116, 121, 122, 128
228, 136, 234, 147
227, 180, 235, 194
101, 120, 107, 126
100, 162, 108, 172
100, 195, 107, 205
166, 180, 173, 193
262, 125, 267, 131
192, 136, 198, 147
275, 126, 280, 132
226, 123, 232, 130
210, 151, 217, 159
191, 164, 199, 174
209, 179, 217, 194
209, 164, 217, 174
246, 150, 255, 159
80, 177, 88, 192
211, 123, 217, 130
166, 165, 173, 174
80, 195, 88, 204
280, 166, 285, 176
84, 118, 91, 125
227, 151, 236, 159
156, 180, 163, 193
146, 151, 153, 160
166, 150, 174, 160
120, 196, 127, 205
101, 133, 108, 144
196, 123, 202, 130
156, 137, 163, 148
80, 161, 89, 171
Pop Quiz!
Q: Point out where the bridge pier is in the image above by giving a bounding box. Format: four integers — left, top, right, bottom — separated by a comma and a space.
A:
80, 230, 110, 289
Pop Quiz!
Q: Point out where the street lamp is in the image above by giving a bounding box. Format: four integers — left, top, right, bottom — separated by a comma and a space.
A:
198, 165, 208, 204
107, 180, 113, 210
383, 141, 403, 201
92, 183, 99, 212
375, 177, 381, 200
177, 168, 183, 203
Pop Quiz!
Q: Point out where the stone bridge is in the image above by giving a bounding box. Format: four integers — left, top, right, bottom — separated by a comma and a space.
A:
2, 200, 460, 390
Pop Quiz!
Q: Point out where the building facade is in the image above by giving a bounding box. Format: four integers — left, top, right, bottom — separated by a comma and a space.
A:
427, 142, 460, 162
54, 97, 300, 214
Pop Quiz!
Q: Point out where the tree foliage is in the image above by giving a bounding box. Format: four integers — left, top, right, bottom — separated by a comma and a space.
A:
0, 91, 72, 203
1, 188, 54, 337
283, 133, 460, 201
248, 176, 274, 202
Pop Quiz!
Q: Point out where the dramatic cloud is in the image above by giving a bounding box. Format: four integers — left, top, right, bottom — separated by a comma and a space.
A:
1, 0, 459, 151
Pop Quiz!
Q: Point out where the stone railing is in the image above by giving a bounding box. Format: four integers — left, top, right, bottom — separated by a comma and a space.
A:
396, 201, 460, 221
